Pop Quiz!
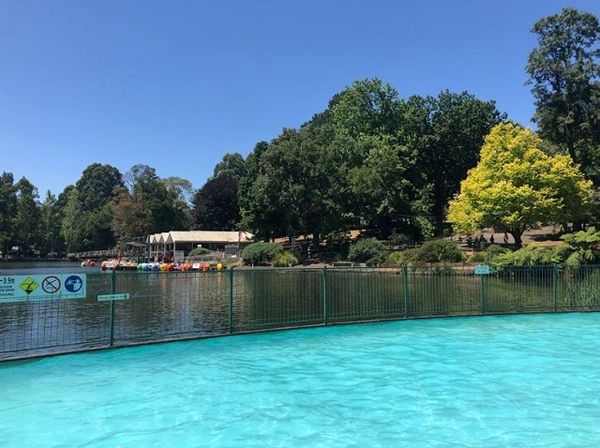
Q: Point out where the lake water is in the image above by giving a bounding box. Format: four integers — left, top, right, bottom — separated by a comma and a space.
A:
0, 262, 597, 359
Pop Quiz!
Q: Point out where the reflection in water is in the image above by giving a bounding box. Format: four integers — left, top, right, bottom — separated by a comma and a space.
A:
1, 267, 598, 359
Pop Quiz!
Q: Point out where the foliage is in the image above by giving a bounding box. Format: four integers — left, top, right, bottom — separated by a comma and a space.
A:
347, 238, 387, 266
192, 174, 240, 230
213, 153, 247, 180
413, 239, 464, 263
492, 245, 560, 270
188, 247, 210, 256
386, 250, 414, 266
448, 123, 593, 247
560, 227, 600, 266
527, 7, 600, 185
484, 244, 511, 263
112, 165, 192, 242
242, 242, 282, 266
468, 252, 486, 263
273, 251, 299, 267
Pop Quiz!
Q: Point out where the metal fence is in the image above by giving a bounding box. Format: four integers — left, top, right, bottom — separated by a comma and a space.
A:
2, 265, 600, 361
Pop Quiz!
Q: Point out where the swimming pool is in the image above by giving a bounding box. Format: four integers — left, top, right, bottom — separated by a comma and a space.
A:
2, 313, 600, 447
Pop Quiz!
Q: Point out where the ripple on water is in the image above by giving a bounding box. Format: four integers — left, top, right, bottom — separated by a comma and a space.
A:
2, 313, 600, 447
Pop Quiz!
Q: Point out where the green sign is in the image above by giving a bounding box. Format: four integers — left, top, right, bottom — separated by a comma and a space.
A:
97, 293, 130, 302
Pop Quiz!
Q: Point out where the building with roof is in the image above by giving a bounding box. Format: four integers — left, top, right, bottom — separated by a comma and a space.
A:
146, 230, 254, 261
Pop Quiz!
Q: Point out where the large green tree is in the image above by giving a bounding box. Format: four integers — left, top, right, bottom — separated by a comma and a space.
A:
0, 172, 17, 257
62, 163, 123, 252
112, 165, 192, 241
448, 123, 593, 247
527, 7, 600, 184
192, 174, 240, 230
12, 177, 41, 255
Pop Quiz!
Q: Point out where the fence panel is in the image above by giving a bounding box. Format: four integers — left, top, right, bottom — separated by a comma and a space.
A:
408, 267, 479, 317
1, 265, 600, 361
113, 271, 229, 344
485, 266, 555, 314
559, 266, 600, 312
328, 268, 406, 322
232, 269, 323, 331
0, 273, 112, 359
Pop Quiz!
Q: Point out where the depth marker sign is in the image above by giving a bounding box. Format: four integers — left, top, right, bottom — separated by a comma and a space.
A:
0, 274, 87, 303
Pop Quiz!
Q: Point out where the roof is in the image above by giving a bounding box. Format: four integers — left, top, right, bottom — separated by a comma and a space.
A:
165, 231, 254, 244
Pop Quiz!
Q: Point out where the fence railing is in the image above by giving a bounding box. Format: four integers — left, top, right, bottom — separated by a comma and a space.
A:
1, 265, 600, 361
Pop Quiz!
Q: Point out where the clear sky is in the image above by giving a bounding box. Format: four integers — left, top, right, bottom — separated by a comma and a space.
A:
1, 0, 599, 197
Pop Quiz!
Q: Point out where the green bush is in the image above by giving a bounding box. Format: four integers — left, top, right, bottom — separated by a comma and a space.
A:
348, 238, 387, 266
386, 250, 414, 266
468, 252, 486, 263
188, 247, 210, 257
413, 239, 464, 263
273, 251, 299, 267
492, 245, 559, 270
242, 242, 282, 266
484, 244, 510, 263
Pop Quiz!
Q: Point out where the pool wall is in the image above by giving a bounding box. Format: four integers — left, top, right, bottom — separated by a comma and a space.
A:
1, 265, 600, 360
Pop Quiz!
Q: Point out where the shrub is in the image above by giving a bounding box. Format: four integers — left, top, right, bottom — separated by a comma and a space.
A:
242, 242, 282, 266
188, 247, 210, 257
413, 239, 464, 263
468, 252, 486, 263
348, 238, 387, 266
484, 244, 510, 263
492, 245, 559, 270
386, 250, 414, 266
273, 251, 299, 267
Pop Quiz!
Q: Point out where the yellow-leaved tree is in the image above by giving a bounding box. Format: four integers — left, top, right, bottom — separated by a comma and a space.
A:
448, 123, 592, 247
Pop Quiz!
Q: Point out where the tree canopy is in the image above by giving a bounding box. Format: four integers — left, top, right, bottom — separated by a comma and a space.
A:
448, 123, 593, 246
527, 7, 600, 185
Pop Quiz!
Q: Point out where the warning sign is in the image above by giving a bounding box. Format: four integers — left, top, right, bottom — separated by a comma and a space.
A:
19, 277, 39, 295
0, 273, 87, 303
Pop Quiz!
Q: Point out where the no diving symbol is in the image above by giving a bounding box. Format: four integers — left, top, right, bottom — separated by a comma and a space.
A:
42, 276, 61, 294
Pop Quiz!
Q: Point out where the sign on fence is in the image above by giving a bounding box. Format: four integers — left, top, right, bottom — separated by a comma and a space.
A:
474, 264, 491, 275
97, 293, 129, 302
0, 273, 87, 303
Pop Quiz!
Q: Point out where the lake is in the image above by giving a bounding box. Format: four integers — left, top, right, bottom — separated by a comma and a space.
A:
0, 263, 598, 360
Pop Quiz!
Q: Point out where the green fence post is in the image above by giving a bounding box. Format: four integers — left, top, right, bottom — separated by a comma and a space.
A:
552, 264, 558, 312
403, 265, 409, 318
228, 267, 234, 334
479, 273, 485, 314
109, 270, 116, 347
323, 266, 329, 324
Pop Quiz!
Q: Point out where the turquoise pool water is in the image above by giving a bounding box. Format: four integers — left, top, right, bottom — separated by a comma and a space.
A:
2, 313, 600, 447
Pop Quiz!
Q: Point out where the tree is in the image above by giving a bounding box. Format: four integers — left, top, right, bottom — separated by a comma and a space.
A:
192, 175, 240, 230
39, 191, 65, 256
411, 91, 505, 234
75, 163, 123, 211
13, 177, 41, 255
0, 172, 17, 257
213, 153, 247, 180
448, 123, 593, 247
111, 165, 192, 241
527, 7, 600, 185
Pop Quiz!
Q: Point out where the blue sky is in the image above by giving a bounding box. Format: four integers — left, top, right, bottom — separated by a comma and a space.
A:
1, 0, 599, 196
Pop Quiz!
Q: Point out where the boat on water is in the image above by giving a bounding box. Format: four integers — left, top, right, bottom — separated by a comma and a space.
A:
80, 259, 96, 268
100, 259, 138, 271
101, 260, 225, 272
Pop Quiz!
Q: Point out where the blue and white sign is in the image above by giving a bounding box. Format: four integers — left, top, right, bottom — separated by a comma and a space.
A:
474, 264, 491, 275
0, 273, 87, 303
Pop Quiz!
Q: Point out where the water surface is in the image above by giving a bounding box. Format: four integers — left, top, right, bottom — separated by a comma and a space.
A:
1, 313, 599, 447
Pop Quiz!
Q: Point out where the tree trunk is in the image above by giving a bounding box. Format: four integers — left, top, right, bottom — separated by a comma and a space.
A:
510, 230, 523, 249
312, 232, 320, 252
